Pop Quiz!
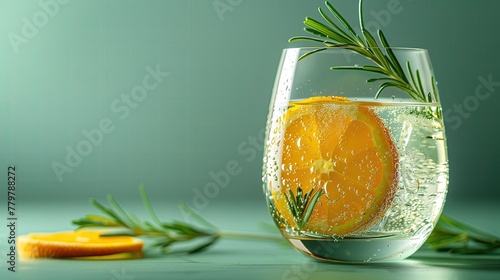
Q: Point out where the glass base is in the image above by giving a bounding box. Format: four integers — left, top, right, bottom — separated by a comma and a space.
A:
286, 234, 427, 263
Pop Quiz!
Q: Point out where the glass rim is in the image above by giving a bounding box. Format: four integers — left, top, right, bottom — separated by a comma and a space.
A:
283, 46, 428, 52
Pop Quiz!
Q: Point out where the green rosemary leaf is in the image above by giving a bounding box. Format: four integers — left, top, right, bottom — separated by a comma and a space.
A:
362, 65, 391, 75
72, 218, 108, 228
427, 233, 468, 249
178, 202, 219, 230
149, 240, 174, 249
302, 189, 312, 207
304, 27, 327, 38
139, 183, 163, 226
304, 17, 353, 43
415, 69, 426, 99
300, 189, 324, 229
374, 81, 418, 99
298, 48, 327, 61
295, 187, 304, 212
84, 214, 121, 226
89, 198, 128, 227
107, 194, 139, 229
392, 83, 421, 101
318, 6, 353, 42
289, 36, 344, 48
289, 36, 331, 44
287, 188, 299, 218
431, 76, 439, 103
331, 65, 389, 76
377, 30, 407, 82
129, 212, 149, 229
358, 0, 365, 40
325, 0, 360, 42
187, 237, 220, 254
361, 29, 391, 70
144, 220, 170, 235
406, 62, 417, 93
366, 77, 395, 83
361, 29, 379, 49
169, 221, 211, 236
375, 83, 393, 99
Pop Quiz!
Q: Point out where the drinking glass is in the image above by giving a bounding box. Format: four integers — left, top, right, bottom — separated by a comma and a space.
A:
262, 47, 448, 263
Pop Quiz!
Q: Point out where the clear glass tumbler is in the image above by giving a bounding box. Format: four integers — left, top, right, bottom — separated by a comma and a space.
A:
263, 47, 448, 262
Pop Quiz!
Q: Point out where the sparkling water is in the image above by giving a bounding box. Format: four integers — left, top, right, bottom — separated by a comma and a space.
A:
263, 99, 449, 262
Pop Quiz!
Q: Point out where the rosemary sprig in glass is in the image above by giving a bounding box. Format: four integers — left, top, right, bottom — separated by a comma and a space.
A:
289, 0, 438, 103
72, 185, 282, 254
284, 186, 324, 230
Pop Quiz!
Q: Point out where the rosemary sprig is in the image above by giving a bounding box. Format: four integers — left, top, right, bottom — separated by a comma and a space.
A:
289, 0, 437, 103
426, 215, 500, 254
72, 185, 282, 254
284, 186, 324, 230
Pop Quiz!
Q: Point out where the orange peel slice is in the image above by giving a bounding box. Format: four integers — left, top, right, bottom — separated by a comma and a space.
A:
17, 230, 144, 259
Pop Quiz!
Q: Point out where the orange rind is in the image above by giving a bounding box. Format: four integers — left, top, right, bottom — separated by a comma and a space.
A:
17, 230, 143, 259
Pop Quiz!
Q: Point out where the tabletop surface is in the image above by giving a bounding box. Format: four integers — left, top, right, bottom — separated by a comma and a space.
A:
2, 198, 499, 280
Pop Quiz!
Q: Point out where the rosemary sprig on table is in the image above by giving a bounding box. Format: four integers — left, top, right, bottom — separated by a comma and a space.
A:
426, 215, 500, 254
72, 185, 282, 254
289, 0, 438, 103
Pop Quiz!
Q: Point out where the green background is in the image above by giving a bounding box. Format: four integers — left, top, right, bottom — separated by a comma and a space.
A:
1, 0, 499, 209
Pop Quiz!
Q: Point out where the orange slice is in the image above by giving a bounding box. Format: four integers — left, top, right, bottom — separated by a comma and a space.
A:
17, 230, 144, 258
272, 96, 398, 236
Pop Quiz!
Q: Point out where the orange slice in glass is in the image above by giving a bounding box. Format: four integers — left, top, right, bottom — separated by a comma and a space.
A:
17, 230, 143, 258
273, 96, 398, 236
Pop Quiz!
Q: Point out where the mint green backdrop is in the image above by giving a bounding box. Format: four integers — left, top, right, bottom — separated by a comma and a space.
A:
1, 0, 499, 207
